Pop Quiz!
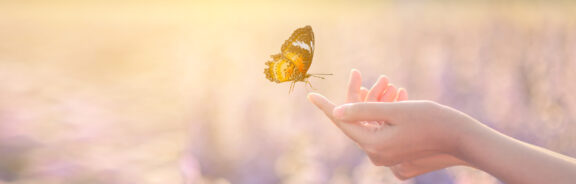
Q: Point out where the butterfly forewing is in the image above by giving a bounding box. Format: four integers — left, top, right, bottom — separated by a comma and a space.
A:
281, 26, 314, 75
265, 25, 325, 93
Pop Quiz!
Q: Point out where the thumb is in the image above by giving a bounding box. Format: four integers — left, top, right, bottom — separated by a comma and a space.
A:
333, 102, 404, 122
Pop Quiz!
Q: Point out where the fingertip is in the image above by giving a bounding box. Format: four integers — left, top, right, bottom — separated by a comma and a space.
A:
350, 69, 361, 80
367, 75, 391, 102
396, 88, 409, 101
307, 92, 320, 102
379, 84, 398, 102
350, 69, 362, 81
360, 87, 369, 101
307, 92, 336, 112
351, 68, 360, 75
347, 69, 363, 102
378, 75, 390, 84
307, 93, 323, 106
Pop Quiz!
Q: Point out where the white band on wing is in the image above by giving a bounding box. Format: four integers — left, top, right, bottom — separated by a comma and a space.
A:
292, 41, 312, 53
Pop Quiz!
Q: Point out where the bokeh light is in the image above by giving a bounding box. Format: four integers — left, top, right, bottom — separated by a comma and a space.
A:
0, 1, 575, 183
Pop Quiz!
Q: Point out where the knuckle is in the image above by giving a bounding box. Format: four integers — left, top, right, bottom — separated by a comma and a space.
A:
345, 104, 366, 119
394, 172, 411, 181
367, 156, 386, 166
392, 163, 413, 180
420, 100, 436, 107
362, 145, 381, 155
365, 149, 397, 167
419, 100, 441, 110
391, 168, 410, 180
348, 103, 364, 114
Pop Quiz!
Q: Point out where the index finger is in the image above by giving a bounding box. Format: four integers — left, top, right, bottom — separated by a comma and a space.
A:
307, 93, 336, 122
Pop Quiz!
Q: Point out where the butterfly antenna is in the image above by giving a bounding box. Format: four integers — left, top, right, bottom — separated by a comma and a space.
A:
310, 73, 333, 79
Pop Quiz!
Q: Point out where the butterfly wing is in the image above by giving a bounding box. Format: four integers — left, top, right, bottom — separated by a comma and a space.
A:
264, 25, 315, 83
264, 54, 295, 83
280, 25, 315, 76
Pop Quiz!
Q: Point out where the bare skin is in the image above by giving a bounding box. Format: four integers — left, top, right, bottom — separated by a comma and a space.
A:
308, 69, 576, 183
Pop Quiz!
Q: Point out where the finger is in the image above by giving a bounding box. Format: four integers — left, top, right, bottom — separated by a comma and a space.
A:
366, 75, 390, 102
360, 87, 369, 101
346, 69, 363, 103
333, 102, 407, 122
309, 93, 368, 142
391, 162, 423, 180
391, 154, 467, 179
379, 84, 397, 102
396, 88, 408, 101
307, 93, 336, 122
390, 166, 412, 181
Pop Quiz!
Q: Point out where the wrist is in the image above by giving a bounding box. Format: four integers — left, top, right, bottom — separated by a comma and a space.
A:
450, 117, 494, 163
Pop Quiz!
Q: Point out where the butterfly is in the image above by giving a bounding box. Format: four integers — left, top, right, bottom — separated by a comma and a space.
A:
264, 25, 331, 93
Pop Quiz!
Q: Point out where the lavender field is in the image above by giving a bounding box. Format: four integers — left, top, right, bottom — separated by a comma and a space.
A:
0, 1, 575, 184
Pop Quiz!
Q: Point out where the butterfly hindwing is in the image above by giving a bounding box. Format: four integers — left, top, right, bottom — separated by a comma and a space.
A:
265, 54, 294, 83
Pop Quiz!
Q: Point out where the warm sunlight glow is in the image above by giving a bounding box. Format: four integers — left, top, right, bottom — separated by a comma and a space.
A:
0, 1, 575, 183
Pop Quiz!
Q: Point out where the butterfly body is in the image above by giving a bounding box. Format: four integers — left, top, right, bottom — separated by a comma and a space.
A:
264, 25, 329, 93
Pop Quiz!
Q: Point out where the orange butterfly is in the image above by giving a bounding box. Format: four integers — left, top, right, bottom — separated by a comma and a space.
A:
264, 25, 331, 93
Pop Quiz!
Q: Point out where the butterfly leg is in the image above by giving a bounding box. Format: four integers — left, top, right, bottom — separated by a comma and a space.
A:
306, 80, 317, 90
289, 81, 296, 94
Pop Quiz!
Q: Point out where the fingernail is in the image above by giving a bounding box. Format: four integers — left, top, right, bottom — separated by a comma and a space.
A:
333, 105, 346, 119
307, 93, 318, 102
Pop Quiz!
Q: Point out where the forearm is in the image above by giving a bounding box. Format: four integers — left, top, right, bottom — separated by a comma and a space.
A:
458, 122, 576, 184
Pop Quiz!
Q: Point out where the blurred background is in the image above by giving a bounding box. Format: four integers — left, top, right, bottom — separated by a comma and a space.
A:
0, 0, 575, 183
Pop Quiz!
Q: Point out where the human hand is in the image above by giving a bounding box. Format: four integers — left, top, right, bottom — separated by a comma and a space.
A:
351, 69, 469, 179
308, 69, 473, 179
311, 70, 576, 184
